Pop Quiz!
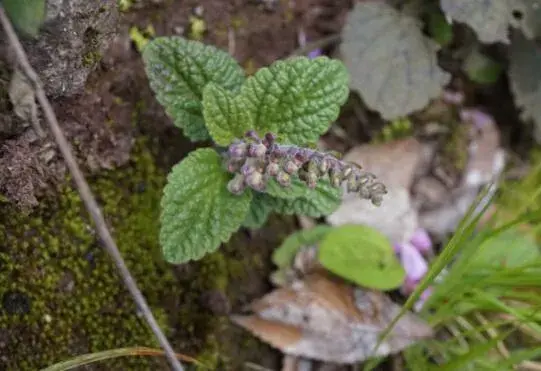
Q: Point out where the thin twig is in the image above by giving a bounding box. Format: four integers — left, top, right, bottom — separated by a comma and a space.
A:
288, 33, 341, 57
0, 7, 184, 371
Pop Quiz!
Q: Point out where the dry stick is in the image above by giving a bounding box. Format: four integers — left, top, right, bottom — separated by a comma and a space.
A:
0, 7, 184, 371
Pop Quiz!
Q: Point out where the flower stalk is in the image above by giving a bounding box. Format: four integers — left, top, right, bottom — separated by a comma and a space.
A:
223, 131, 387, 206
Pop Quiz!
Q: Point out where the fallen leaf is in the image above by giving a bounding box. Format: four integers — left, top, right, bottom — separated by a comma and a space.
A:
327, 185, 419, 245
232, 273, 433, 364
341, 1, 450, 119
318, 225, 405, 290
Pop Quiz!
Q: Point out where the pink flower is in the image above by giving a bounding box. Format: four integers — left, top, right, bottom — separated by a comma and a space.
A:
460, 108, 494, 129
410, 228, 432, 253
400, 242, 428, 282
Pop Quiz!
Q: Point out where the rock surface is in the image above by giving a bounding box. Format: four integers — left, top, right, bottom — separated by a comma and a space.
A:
4, 0, 118, 98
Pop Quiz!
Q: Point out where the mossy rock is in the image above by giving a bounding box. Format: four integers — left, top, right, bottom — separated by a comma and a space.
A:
0, 139, 293, 370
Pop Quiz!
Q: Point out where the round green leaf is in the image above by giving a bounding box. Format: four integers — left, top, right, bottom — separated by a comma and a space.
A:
160, 148, 252, 263
318, 225, 405, 290
272, 225, 332, 269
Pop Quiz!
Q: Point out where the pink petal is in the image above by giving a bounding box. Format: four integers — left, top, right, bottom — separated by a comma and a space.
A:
410, 228, 432, 253
393, 243, 405, 254
400, 242, 428, 281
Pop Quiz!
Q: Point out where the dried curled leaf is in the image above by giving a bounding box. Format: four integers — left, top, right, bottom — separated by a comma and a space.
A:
232, 273, 433, 363
341, 1, 450, 119
508, 34, 541, 143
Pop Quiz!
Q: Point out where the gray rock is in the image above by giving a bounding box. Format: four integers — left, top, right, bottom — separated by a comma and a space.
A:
9, 0, 119, 97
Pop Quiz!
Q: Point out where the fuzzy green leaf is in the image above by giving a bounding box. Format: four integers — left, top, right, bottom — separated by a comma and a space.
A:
143, 37, 245, 142
272, 225, 332, 269
341, 1, 450, 119
160, 148, 252, 263
240, 56, 349, 143
242, 194, 273, 229
269, 180, 342, 218
318, 225, 405, 290
4, 0, 45, 37
202, 83, 252, 145
264, 177, 311, 200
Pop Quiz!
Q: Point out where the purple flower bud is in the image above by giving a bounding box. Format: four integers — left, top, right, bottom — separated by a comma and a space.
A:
400, 242, 428, 282
228, 143, 247, 159
283, 160, 299, 175
245, 130, 259, 140
241, 163, 257, 176
370, 194, 384, 207
248, 143, 267, 158
227, 174, 246, 195
266, 162, 280, 177
329, 169, 342, 187
347, 175, 359, 192
304, 171, 318, 189
341, 165, 353, 179
263, 132, 276, 147
319, 157, 330, 173
276, 171, 291, 187
410, 228, 432, 253
246, 171, 265, 191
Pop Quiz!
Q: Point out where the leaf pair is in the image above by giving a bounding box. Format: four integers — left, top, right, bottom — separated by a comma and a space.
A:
143, 37, 349, 145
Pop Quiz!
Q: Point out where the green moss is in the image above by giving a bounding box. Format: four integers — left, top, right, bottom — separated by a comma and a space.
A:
82, 51, 102, 67
0, 138, 175, 370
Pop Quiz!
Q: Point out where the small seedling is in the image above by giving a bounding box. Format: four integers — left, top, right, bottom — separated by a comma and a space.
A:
142, 36, 386, 264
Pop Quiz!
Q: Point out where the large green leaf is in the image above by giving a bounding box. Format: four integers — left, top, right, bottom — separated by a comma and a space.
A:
202, 83, 252, 146
341, 1, 450, 119
4, 0, 45, 38
240, 56, 349, 144
143, 37, 245, 141
269, 180, 342, 218
242, 193, 273, 229
160, 148, 252, 263
318, 225, 405, 290
264, 177, 310, 200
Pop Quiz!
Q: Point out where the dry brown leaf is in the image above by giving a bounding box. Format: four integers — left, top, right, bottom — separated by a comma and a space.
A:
232, 273, 433, 364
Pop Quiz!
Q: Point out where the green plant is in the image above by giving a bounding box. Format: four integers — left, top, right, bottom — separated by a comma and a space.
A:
142, 37, 387, 264
3, 0, 45, 37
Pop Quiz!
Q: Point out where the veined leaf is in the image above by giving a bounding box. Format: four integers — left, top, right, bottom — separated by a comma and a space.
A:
341, 1, 450, 119
269, 180, 342, 218
264, 177, 310, 200
240, 56, 349, 144
202, 83, 251, 146
143, 37, 245, 141
160, 148, 252, 263
242, 194, 273, 229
